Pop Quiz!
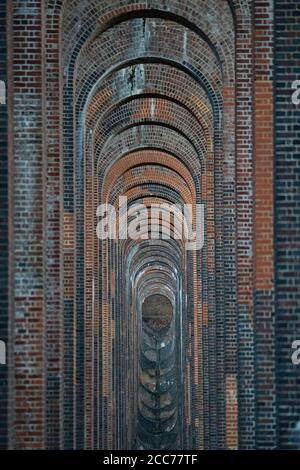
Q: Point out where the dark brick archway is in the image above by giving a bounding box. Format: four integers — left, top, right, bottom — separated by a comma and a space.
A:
0, 0, 299, 451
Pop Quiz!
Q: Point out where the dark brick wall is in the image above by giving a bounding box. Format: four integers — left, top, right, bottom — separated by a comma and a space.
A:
10, 0, 45, 449
274, 0, 300, 450
1, 0, 299, 451
235, 4, 256, 449
254, 0, 276, 450
0, 0, 8, 450
45, 5, 64, 450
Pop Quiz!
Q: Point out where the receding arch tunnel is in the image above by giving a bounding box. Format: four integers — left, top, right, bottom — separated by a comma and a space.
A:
142, 295, 173, 331
1, 0, 300, 452
138, 294, 178, 449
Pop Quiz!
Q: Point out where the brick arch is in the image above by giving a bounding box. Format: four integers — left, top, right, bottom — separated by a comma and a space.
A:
89, 96, 210, 158
6, 0, 279, 453
106, 168, 193, 206
68, 5, 230, 448
74, 18, 222, 111
65, 12, 225, 449
85, 63, 213, 127
95, 130, 201, 447
58, 3, 230, 450
59, 0, 235, 82
101, 150, 196, 201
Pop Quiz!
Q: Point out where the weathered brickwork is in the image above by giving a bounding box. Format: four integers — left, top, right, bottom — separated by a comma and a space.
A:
0, 0, 8, 450
254, 0, 276, 450
275, 0, 300, 450
235, 5, 256, 449
9, 0, 45, 449
0, 0, 298, 451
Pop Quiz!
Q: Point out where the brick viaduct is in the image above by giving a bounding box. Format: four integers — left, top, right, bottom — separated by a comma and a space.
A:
0, 0, 299, 450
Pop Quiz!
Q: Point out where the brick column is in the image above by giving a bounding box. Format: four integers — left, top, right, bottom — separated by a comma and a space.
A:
9, 0, 45, 449
45, 4, 63, 449
254, 0, 276, 449
235, 7, 256, 448
223, 85, 238, 450
275, 0, 300, 450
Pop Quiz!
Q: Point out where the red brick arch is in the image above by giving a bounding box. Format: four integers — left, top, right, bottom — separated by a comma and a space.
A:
5, 0, 278, 452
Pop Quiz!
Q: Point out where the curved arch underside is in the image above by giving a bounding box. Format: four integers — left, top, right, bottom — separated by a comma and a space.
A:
59, 0, 236, 450
7, 0, 288, 452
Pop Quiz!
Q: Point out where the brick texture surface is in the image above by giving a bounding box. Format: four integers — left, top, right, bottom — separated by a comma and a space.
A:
0, 0, 298, 451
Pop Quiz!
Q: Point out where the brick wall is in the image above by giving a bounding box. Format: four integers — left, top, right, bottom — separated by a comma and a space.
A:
0, 0, 8, 450
9, 0, 45, 449
235, 4, 256, 448
2, 0, 298, 451
275, 0, 300, 450
254, 0, 276, 449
